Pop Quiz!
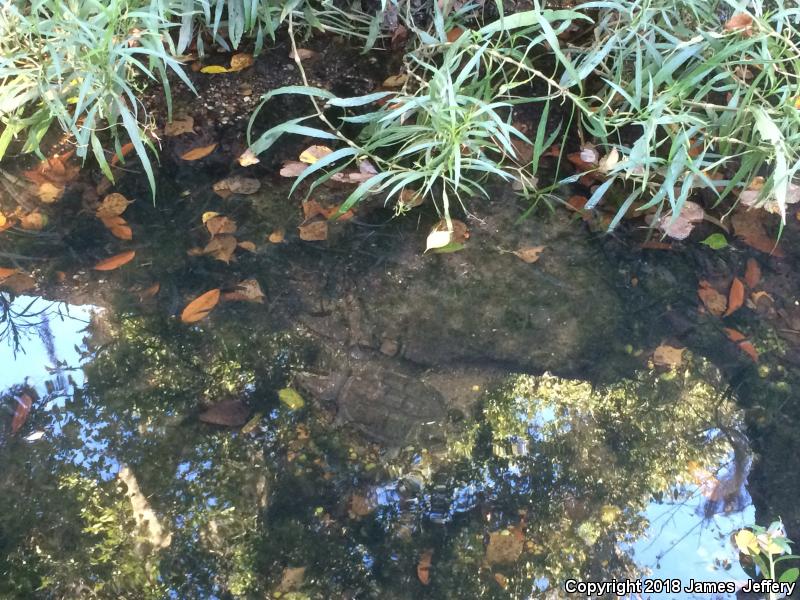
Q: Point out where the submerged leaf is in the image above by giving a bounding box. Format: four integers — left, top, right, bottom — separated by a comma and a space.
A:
180, 289, 221, 323
653, 344, 684, 367
96, 192, 132, 217
417, 549, 433, 585
513, 246, 545, 264
223, 279, 265, 303
724, 278, 745, 317
180, 143, 218, 161
94, 250, 136, 271
164, 116, 195, 136
299, 220, 328, 241
744, 258, 761, 288
697, 280, 727, 316
278, 388, 305, 410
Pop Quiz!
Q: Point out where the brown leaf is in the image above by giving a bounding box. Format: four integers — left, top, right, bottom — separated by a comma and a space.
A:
290, 48, 319, 60
697, 280, 727, 316
279, 160, 309, 178
181, 288, 221, 323
237, 241, 256, 252
139, 283, 160, 300
212, 176, 261, 197
268, 229, 285, 244
653, 344, 684, 367
446, 26, 464, 42
20, 212, 47, 231
398, 188, 424, 209
180, 143, 218, 161
100, 215, 126, 229
298, 220, 328, 241
223, 279, 265, 304
110, 224, 133, 240
0, 273, 36, 293
382, 73, 408, 88
238, 148, 260, 167
417, 549, 433, 586
203, 234, 238, 263
276, 567, 306, 594
11, 393, 33, 434
299, 145, 333, 164
494, 574, 509, 589
724, 327, 747, 343
205, 215, 237, 236
738, 341, 759, 363
94, 250, 136, 271
37, 182, 63, 203
0, 267, 19, 281
485, 526, 524, 566
348, 493, 376, 518
724, 277, 745, 316
744, 258, 761, 288
724, 12, 753, 33
731, 210, 784, 256
302, 199, 326, 220
111, 142, 135, 166
229, 53, 254, 72
96, 193, 133, 218
164, 116, 195, 136
199, 398, 249, 426
513, 246, 545, 264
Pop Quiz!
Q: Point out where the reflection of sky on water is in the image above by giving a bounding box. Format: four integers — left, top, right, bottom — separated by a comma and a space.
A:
2, 296, 756, 598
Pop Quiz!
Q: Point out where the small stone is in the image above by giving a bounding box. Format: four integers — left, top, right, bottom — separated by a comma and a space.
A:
380, 338, 399, 357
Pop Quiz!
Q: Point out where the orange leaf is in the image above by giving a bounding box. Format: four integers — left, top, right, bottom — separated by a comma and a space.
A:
268, 229, 285, 244
417, 549, 433, 585
724, 12, 753, 33
205, 215, 237, 236
140, 283, 160, 300
229, 53, 254, 72
181, 289, 221, 323
111, 142, 135, 166
94, 250, 136, 271
180, 143, 218, 161
738, 341, 759, 363
0, 267, 19, 281
20, 212, 46, 231
724, 327, 747, 343
100, 215, 127, 229
724, 277, 745, 316
298, 220, 328, 241
11, 393, 33, 434
110, 224, 133, 240
446, 27, 464, 42
697, 280, 727, 316
744, 258, 761, 288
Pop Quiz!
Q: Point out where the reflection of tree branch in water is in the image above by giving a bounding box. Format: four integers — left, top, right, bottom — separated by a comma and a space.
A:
0, 293, 89, 358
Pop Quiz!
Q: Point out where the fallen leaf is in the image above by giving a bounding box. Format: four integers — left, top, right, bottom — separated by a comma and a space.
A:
200, 64, 231, 74
212, 176, 261, 197
223, 279, 265, 303
110, 142, 135, 166
280, 160, 309, 178
180, 143, 218, 161
724, 277, 745, 316
299, 145, 333, 164
11, 392, 33, 434
0, 267, 19, 281
485, 526, 524, 566
199, 398, 249, 426
700, 233, 728, 249
697, 280, 727, 316
0, 273, 36, 293
237, 241, 256, 252
164, 116, 195, 136
724, 327, 747, 343
94, 250, 136, 271
181, 288, 221, 323
109, 224, 133, 240
398, 188, 424, 209
299, 220, 328, 241
751, 290, 774, 306
238, 148, 260, 167
348, 493, 376, 518
20, 212, 46, 231
744, 258, 761, 288
738, 341, 759, 362
203, 234, 238, 262
382, 73, 408, 88
140, 283, 160, 300
653, 344, 684, 367
597, 147, 619, 174
202, 211, 220, 224
425, 228, 452, 252
97, 193, 133, 218
229, 53, 254, 72
37, 182, 63, 203
417, 549, 433, 585
513, 246, 545, 264
446, 26, 464, 42
731, 209, 784, 256
724, 12, 753, 33
205, 215, 237, 235
276, 567, 306, 594
268, 229, 285, 243
278, 388, 305, 410
290, 48, 319, 60
494, 574, 508, 589
329, 171, 374, 184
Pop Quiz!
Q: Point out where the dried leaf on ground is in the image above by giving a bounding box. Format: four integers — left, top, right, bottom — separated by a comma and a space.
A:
199, 399, 249, 426
653, 344, 684, 367
724, 12, 753, 33
139, 283, 160, 300
597, 148, 619, 174
212, 176, 261, 198
268, 229, 285, 243
181, 288, 221, 323
744, 258, 761, 288
238, 148, 260, 167
280, 160, 309, 178
164, 116, 194, 136
485, 526, 524, 566
417, 549, 433, 585
200, 64, 230, 74
697, 280, 727, 316
205, 215, 237, 235
20, 212, 46, 230
299, 145, 332, 164
446, 26, 464, 42
180, 143, 218, 161
724, 278, 745, 316
513, 246, 545, 264
11, 392, 33, 434
229, 53, 254, 72
657, 201, 705, 240
37, 182, 63, 203
223, 279, 265, 303
724, 327, 747, 343
731, 210, 784, 256
94, 250, 136, 271
203, 234, 238, 263
382, 73, 408, 88
237, 241, 256, 252
738, 341, 759, 362
96, 192, 133, 217
290, 48, 319, 60
299, 220, 328, 241
398, 188, 424, 209
329, 171, 374, 184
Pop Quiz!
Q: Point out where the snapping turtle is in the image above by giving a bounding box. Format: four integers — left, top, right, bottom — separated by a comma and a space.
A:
296, 361, 449, 446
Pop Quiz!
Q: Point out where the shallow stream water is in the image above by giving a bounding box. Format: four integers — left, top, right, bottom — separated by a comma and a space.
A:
3, 154, 798, 600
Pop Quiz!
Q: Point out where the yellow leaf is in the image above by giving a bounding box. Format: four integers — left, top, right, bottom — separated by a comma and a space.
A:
93, 250, 136, 271
734, 529, 760, 555
238, 148, 260, 167
37, 182, 63, 203
181, 289, 221, 323
278, 388, 305, 410
382, 74, 408, 88
202, 211, 221, 224
200, 65, 231, 74
180, 143, 218, 161
299, 145, 333, 164
229, 53, 254, 71
268, 229, 285, 243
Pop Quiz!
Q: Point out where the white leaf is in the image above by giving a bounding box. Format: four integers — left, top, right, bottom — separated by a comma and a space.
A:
425, 228, 452, 252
